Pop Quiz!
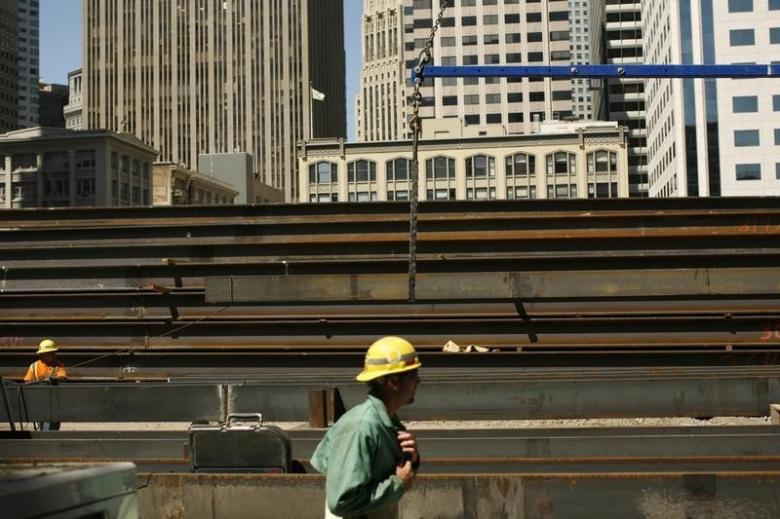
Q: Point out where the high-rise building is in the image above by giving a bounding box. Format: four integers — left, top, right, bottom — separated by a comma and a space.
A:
0, 0, 19, 132
38, 81, 68, 128
17, 0, 39, 128
83, 0, 345, 202
569, 0, 592, 119
642, 0, 780, 197
590, 0, 648, 197
357, 0, 577, 142
64, 68, 83, 130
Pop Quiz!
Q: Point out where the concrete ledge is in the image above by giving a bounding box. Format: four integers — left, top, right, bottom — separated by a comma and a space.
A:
136, 473, 780, 519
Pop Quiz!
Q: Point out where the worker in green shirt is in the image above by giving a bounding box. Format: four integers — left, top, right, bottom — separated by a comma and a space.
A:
311, 336, 422, 519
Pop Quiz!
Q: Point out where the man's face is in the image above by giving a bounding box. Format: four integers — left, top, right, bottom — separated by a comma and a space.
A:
396, 369, 420, 406
40, 352, 56, 364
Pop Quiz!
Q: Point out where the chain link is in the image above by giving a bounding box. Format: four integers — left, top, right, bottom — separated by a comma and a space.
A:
408, 0, 448, 303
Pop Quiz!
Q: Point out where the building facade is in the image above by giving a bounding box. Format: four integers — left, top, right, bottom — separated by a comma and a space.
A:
590, 0, 648, 197
300, 119, 628, 203
643, 0, 780, 197
17, 0, 38, 128
38, 81, 68, 128
357, 0, 580, 142
569, 0, 592, 119
152, 162, 237, 206
83, 0, 346, 202
0, 0, 19, 133
63, 68, 83, 130
0, 127, 157, 208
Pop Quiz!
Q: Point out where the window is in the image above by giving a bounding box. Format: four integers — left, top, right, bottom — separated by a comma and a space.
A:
774, 95, 780, 111
486, 114, 502, 123
425, 157, 456, 180
776, 163, 780, 180
347, 160, 377, 182
771, 28, 780, 44
76, 178, 95, 198
462, 16, 477, 26
506, 153, 535, 178
736, 163, 761, 180
772, 0, 780, 9
426, 188, 456, 201
732, 96, 758, 113
526, 12, 541, 23
549, 11, 568, 22
728, 0, 753, 12
546, 151, 576, 176
386, 158, 411, 182
309, 161, 338, 184
734, 129, 760, 146
775, 129, 780, 145
465, 155, 496, 178
505, 33, 521, 44
730, 29, 755, 46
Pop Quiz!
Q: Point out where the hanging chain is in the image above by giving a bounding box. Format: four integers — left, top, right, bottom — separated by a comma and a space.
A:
408, 0, 448, 303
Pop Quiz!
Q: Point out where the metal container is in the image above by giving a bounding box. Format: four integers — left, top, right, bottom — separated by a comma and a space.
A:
189, 413, 292, 473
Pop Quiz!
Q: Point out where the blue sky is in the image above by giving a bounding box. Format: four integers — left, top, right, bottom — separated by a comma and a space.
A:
40, 0, 363, 140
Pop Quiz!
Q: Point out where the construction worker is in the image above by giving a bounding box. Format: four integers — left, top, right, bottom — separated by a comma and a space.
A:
311, 336, 422, 519
24, 339, 67, 431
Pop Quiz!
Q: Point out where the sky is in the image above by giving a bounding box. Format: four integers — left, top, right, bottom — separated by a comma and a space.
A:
40, 0, 363, 141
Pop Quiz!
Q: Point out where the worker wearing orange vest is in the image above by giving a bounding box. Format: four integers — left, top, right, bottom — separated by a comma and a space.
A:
24, 339, 67, 431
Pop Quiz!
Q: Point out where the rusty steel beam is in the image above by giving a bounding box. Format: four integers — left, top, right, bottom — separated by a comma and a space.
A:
209, 269, 780, 303
3, 367, 780, 422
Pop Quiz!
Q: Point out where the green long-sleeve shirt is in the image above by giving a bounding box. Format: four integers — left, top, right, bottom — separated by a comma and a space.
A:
310, 394, 408, 519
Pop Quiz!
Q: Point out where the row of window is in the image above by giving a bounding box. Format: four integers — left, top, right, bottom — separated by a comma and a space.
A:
733, 94, 780, 113
407, 12, 567, 32
308, 151, 619, 185
729, 27, 780, 46
736, 163, 780, 181
729, 0, 780, 12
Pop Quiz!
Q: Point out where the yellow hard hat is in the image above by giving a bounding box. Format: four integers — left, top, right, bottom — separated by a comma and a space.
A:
36, 339, 58, 355
356, 336, 421, 382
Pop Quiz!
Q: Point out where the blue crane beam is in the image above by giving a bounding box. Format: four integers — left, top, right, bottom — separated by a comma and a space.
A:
412, 64, 780, 82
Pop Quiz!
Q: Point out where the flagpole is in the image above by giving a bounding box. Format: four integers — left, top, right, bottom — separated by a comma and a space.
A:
309, 81, 314, 139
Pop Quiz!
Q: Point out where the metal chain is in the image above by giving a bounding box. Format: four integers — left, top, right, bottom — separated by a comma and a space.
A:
408, 0, 448, 303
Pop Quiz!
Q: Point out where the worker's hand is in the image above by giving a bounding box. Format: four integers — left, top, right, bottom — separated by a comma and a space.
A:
397, 431, 419, 465
395, 460, 415, 490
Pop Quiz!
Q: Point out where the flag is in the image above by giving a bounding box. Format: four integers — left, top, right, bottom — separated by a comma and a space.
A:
311, 86, 326, 102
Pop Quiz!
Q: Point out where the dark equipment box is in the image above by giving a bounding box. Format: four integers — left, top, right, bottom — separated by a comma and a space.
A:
189, 414, 292, 473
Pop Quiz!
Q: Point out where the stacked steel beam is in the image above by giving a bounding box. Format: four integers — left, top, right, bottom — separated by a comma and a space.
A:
1, 198, 779, 378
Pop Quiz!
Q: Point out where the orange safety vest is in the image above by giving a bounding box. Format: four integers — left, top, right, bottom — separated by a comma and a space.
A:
23, 360, 67, 383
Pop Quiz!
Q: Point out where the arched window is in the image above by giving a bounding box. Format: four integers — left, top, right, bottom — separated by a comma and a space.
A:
425, 156, 456, 200
545, 151, 577, 199
586, 150, 619, 198
307, 161, 339, 203
347, 159, 377, 202
465, 154, 496, 200
386, 157, 411, 201
505, 153, 537, 199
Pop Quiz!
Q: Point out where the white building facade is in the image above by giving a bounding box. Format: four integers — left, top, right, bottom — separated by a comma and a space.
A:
301, 120, 629, 203
643, 0, 780, 197
357, 0, 584, 143
63, 68, 83, 130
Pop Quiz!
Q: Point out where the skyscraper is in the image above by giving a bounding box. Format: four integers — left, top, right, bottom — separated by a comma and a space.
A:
83, 0, 345, 201
642, 0, 780, 197
590, 0, 648, 197
357, 0, 578, 143
0, 0, 19, 132
16, 0, 38, 128
569, 0, 592, 119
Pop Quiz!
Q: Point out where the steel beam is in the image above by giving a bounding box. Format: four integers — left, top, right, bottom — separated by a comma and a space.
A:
208, 268, 780, 303
415, 64, 780, 81
4, 369, 777, 422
